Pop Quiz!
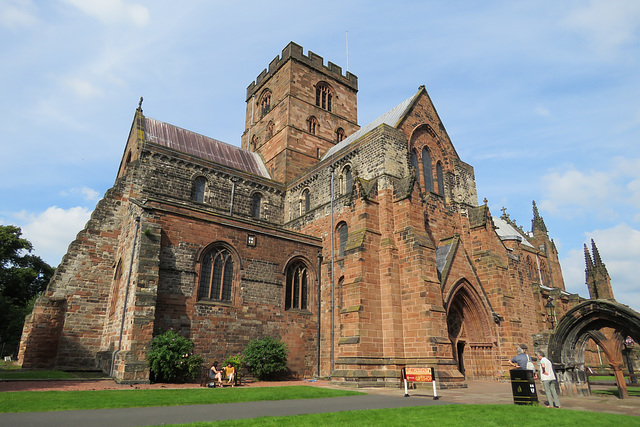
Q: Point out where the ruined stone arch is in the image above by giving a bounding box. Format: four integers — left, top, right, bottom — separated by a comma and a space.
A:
547, 300, 640, 397
445, 279, 499, 379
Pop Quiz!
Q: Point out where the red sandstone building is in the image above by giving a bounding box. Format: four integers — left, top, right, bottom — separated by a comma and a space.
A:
20, 42, 608, 386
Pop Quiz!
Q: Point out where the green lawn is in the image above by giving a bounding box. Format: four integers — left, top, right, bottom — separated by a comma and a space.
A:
164, 405, 639, 426
0, 386, 363, 413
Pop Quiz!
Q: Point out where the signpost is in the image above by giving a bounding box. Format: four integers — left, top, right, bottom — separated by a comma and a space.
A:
401, 367, 439, 399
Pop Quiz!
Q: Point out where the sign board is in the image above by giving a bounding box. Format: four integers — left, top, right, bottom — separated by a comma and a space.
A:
401, 367, 439, 399
404, 367, 433, 383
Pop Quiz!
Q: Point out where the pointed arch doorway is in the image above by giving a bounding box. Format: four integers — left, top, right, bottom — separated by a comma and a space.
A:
446, 280, 499, 380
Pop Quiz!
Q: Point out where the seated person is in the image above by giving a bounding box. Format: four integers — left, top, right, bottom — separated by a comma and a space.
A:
224, 363, 236, 387
209, 361, 223, 387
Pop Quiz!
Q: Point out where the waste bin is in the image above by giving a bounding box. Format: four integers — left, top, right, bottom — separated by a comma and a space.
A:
510, 369, 538, 405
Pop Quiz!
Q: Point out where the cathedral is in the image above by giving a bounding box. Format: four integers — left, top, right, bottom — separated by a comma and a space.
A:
20, 42, 611, 386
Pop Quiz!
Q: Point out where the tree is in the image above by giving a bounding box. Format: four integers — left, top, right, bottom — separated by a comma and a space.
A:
243, 336, 289, 380
0, 225, 54, 357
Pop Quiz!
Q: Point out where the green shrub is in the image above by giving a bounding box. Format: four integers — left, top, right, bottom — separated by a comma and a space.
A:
243, 336, 288, 380
223, 353, 245, 372
147, 329, 204, 383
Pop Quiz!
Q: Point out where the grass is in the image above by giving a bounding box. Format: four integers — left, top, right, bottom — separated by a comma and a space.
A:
0, 386, 363, 413
164, 405, 640, 426
593, 386, 640, 397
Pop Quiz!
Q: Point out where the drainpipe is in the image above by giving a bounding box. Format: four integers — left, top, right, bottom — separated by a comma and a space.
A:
316, 251, 323, 377
229, 176, 239, 216
330, 165, 335, 375
111, 216, 140, 377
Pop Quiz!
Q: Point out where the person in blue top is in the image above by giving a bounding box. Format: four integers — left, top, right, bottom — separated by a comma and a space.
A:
509, 347, 529, 369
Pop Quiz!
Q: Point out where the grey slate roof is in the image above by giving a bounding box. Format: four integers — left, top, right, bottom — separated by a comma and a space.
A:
322, 90, 421, 159
144, 117, 270, 179
492, 216, 534, 248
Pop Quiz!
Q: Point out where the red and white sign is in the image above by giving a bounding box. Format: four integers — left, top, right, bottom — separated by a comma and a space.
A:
405, 367, 433, 383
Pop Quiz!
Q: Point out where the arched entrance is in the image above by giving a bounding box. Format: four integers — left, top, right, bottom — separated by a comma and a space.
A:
548, 300, 640, 398
446, 280, 499, 379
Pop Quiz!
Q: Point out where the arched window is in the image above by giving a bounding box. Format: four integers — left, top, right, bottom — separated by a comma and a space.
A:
266, 121, 274, 140
285, 260, 308, 310
342, 165, 353, 195
336, 128, 346, 142
194, 176, 206, 203
260, 90, 271, 117
250, 134, 258, 151
436, 161, 444, 195
198, 246, 233, 302
422, 148, 433, 192
315, 82, 333, 112
307, 116, 319, 135
301, 189, 311, 214
337, 222, 348, 258
411, 150, 420, 187
109, 260, 123, 318
251, 193, 262, 219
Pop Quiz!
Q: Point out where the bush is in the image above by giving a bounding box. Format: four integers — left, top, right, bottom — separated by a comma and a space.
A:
223, 353, 245, 372
147, 329, 204, 383
243, 336, 288, 380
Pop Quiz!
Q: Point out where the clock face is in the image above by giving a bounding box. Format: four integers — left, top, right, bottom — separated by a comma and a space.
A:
321, 113, 335, 130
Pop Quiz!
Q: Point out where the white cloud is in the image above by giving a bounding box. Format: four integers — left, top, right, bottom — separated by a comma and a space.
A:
563, 0, 640, 54
561, 223, 640, 312
0, 0, 38, 29
540, 158, 640, 219
63, 77, 104, 99
60, 186, 101, 202
16, 206, 92, 267
63, 0, 150, 27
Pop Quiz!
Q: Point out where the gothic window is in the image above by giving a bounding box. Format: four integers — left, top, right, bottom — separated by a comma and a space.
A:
260, 90, 271, 117
193, 176, 206, 203
342, 165, 353, 195
198, 245, 234, 302
337, 222, 348, 258
266, 121, 274, 140
336, 127, 346, 142
250, 134, 258, 151
251, 193, 262, 219
285, 260, 308, 310
301, 189, 311, 214
436, 161, 444, 195
307, 116, 319, 135
411, 150, 420, 187
315, 82, 333, 112
422, 148, 433, 192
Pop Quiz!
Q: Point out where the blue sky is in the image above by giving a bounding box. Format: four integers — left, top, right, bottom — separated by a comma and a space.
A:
1, 0, 639, 311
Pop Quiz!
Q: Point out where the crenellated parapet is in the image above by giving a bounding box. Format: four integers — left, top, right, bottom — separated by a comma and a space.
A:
246, 41, 358, 100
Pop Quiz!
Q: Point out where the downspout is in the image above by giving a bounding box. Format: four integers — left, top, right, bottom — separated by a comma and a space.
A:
111, 216, 140, 377
330, 165, 335, 375
229, 176, 238, 216
316, 251, 323, 378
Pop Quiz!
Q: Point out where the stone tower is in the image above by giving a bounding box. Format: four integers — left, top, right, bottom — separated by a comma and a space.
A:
242, 42, 359, 183
585, 239, 615, 301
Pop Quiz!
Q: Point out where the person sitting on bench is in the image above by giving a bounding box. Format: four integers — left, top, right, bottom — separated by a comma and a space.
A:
209, 361, 223, 387
224, 363, 235, 387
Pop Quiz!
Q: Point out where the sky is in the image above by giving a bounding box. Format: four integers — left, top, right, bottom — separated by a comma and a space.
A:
1, 1, 639, 311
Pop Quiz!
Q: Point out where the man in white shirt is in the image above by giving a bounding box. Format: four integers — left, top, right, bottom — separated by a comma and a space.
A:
536, 350, 561, 408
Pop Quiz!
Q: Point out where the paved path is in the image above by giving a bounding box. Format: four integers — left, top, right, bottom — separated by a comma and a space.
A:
0, 394, 453, 427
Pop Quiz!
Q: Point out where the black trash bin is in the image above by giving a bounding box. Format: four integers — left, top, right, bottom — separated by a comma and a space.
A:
510, 369, 538, 405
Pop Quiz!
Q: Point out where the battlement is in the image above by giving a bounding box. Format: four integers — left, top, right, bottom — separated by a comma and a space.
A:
246, 42, 358, 100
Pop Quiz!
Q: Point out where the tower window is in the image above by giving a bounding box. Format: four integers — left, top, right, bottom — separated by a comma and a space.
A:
266, 121, 274, 140
315, 83, 333, 112
260, 90, 271, 117
285, 260, 308, 310
307, 116, 319, 135
198, 246, 234, 302
301, 189, 311, 215
336, 128, 346, 142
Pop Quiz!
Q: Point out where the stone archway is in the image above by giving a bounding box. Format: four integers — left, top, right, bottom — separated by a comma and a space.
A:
548, 300, 640, 398
445, 280, 499, 380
